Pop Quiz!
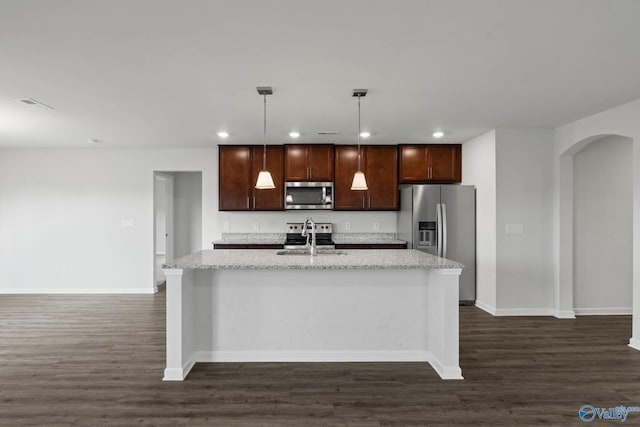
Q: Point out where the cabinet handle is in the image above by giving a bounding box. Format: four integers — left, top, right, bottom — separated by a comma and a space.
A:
308, 167, 312, 179
362, 197, 365, 209
368, 194, 371, 209
253, 196, 256, 209
246, 194, 250, 209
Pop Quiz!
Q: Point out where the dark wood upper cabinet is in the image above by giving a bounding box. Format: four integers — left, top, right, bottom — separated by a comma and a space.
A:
219, 145, 284, 211
334, 145, 398, 211
219, 146, 252, 210
399, 144, 461, 184
334, 146, 365, 210
250, 145, 284, 210
284, 144, 334, 181
366, 145, 399, 209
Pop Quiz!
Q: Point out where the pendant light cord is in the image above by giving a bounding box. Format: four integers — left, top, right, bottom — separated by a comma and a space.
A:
263, 94, 267, 171
357, 95, 362, 171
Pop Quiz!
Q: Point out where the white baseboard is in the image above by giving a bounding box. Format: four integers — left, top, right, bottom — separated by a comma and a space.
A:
554, 309, 576, 319
628, 338, 640, 351
0, 287, 155, 294
188, 350, 462, 380
426, 352, 464, 380
493, 307, 554, 316
474, 300, 496, 315
574, 307, 632, 316
194, 350, 431, 363
163, 355, 197, 381
475, 301, 553, 317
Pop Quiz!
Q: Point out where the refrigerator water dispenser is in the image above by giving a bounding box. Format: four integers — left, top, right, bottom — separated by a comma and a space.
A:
418, 221, 436, 247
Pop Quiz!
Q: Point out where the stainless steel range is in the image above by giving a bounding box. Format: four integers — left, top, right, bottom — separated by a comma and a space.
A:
284, 222, 335, 250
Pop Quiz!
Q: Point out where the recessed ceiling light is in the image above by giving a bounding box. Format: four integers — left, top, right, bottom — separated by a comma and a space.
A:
359, 131, 371, 138
288, 131, 300, 138
217, 131, 229, 138
87, 138, 103, 144
432, 131, 445, 138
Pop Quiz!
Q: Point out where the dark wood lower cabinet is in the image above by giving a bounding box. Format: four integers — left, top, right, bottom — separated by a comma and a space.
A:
334, 243, 407, 249
213, 244, 284, 249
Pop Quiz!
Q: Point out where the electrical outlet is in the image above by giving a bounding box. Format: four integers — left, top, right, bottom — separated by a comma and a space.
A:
253, 222, 260, 231
345, 222, 351, 231
121, 218, 135, 227
223, 222, 230, 231
373, 222, 380, 231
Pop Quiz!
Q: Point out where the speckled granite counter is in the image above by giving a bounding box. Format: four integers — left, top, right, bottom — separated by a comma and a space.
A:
163, 249, 462, 270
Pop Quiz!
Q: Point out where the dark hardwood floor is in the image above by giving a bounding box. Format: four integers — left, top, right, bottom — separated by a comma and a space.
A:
1, 292, 640, 426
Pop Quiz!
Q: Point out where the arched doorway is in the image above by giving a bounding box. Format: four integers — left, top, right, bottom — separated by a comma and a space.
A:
572, 136, 633, 314
556, 133, 635, 339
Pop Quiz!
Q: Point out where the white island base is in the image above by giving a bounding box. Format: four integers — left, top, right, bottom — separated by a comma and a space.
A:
163, 264, 463, 381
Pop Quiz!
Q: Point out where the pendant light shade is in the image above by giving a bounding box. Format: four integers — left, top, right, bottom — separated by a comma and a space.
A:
351, 89, 368, 191
255, 86, 276, 190
256, 170, 275, 189
351, 170, 368, 190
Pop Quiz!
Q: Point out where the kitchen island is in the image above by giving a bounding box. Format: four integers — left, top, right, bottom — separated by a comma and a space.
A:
162, 249, 464, 381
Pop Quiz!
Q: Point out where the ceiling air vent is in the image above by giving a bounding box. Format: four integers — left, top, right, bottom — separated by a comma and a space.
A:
317, 131, 340, 135
17, 98, 54, 110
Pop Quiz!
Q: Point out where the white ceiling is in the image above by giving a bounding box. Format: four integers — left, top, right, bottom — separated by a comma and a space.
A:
1, 0, 640, 148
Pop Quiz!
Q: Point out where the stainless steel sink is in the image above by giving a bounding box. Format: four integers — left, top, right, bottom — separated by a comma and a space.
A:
276, 249, 347, 256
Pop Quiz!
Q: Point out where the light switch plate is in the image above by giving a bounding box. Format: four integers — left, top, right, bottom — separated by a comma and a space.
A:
505, 223, 524, 235
224, 222, 230, 231
253, 222, 260, 231
373, 222, 380, 231
345, 222, 351, 231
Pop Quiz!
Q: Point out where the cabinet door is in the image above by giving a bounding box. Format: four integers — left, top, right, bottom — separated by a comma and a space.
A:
219, 146, 251, 211
399, 145, 429, 183
334, 145, 365, 210
428, 145, 461, 182
284, 145, 308, 181
307, 145, 335, 181
251, 145, 284, 210
366, 145, 399, 210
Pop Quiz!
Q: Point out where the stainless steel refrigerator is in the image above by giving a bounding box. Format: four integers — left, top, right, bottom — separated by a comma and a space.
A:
398, 185, 476, 304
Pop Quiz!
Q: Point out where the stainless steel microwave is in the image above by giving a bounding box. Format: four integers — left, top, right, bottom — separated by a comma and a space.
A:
284, 182, 333, 210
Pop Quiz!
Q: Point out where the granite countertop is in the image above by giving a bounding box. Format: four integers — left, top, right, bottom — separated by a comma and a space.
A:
163, 249, 463, 270
212, 232, 406, 245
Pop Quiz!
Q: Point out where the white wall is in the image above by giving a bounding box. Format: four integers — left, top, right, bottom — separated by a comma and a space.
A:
573, 135, 633, 314
174, 172, 202, 258
494, 129, 555, 314
462, 130, 496, 311
0, 148, 216, 293
463, 129, 555, 315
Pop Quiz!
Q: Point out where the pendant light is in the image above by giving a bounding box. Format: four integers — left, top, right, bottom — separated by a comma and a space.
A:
351, 89, 368, 190
255, 86, 276, 189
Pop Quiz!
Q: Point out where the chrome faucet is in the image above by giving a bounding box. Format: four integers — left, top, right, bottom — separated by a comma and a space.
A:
301, 217, 317, 256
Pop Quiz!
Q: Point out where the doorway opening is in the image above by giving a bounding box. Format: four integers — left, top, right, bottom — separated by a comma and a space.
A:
153, 171, 202, 292
572, 136, 633, 314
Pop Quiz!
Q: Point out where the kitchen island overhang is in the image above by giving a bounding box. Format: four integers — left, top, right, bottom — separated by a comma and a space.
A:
162, 249, 464, 381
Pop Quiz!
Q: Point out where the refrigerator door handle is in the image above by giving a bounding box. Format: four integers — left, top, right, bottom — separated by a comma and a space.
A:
436, 203, 443, 257
442, 203, 448, 258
